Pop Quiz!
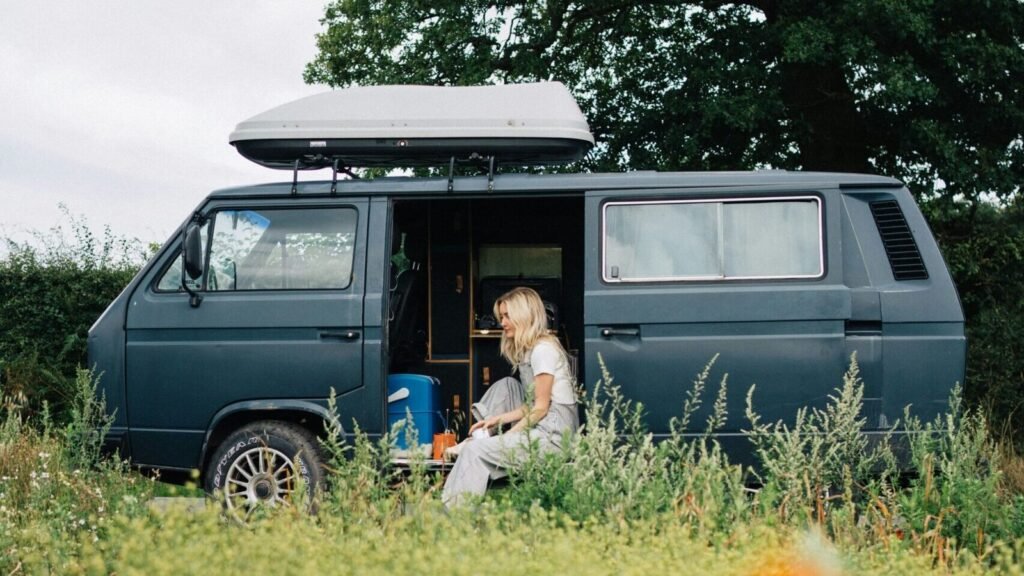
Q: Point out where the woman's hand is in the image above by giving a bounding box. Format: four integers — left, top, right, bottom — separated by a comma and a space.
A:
469, 415, 502, 434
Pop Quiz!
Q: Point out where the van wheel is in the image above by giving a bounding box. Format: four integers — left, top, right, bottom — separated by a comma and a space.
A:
205, 421, 323, 518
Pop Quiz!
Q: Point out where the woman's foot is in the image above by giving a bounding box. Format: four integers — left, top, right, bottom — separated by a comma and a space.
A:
443, 438, 470, 462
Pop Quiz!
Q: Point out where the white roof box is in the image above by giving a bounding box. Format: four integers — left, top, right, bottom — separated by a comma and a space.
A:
230, 82, 595, 169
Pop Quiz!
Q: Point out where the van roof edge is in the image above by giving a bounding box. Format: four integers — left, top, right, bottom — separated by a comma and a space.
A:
205, 170, 902, 198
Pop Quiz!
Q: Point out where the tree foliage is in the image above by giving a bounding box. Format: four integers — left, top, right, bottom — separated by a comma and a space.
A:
305, 0, 1024, 206
306, 0, 1024, 439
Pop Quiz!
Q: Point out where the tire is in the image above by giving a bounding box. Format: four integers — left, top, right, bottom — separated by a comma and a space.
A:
205, 421, 323, 518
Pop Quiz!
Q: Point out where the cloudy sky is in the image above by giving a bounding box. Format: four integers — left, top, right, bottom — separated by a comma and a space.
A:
0, 2, 331, 250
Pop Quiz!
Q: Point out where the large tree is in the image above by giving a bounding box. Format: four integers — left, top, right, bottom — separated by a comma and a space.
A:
305, 2, 1024, 429
305, 0, 1024, 207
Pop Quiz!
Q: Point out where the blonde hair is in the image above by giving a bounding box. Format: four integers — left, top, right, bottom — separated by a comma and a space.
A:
493, 286, 566, 366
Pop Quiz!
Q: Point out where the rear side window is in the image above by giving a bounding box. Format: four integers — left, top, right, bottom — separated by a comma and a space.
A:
156, 207, 358, 291
603, 197, 823, 282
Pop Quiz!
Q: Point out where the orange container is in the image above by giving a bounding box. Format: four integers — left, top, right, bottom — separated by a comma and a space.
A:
432, 432, 457, 460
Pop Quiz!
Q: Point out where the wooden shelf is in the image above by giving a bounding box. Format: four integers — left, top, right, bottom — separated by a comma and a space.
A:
425, 358, 470, 364
471, 329, 559, 338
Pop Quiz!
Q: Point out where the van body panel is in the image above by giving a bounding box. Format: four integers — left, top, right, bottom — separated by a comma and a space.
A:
362, 197, 391, 436
583, 187, 874, 434
88, 286, 130, 432
197, 398, 342, 466
880, 321, 965, 422
122, 197, 371, 467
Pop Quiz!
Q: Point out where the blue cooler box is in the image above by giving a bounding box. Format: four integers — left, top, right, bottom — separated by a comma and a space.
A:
387, 374, 441, 449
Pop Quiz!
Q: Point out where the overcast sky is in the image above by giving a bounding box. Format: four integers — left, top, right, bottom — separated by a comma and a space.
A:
0, 2, 331, 252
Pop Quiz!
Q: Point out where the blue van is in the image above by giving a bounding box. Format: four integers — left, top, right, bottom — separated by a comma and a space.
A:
88, 83, 965, 508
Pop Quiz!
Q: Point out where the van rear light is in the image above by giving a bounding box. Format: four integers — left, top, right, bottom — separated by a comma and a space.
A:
870, 200, 929, 281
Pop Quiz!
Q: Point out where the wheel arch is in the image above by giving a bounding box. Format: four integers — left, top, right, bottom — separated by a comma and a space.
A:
200, 400, 342, 479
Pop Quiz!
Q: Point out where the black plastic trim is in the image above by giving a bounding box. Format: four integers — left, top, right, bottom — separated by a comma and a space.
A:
233, 137, 591, 169
870, 200, 929, 280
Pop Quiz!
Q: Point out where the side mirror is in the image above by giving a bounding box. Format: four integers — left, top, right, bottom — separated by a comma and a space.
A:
183, 224, 204, 280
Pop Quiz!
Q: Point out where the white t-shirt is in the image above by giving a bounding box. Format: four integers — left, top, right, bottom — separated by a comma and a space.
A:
522, 340, 576, 405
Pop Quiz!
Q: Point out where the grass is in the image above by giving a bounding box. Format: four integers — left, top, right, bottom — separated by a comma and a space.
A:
2, 357, 1024, 574
65, 505, 1012, 576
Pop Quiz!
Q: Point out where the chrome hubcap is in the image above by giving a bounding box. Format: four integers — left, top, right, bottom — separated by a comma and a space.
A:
223, 446, 299, 516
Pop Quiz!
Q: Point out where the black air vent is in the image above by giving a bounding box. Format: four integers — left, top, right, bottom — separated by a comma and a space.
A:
870, 200, 929, 280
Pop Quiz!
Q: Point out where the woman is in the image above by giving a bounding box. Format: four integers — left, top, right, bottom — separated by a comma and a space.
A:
441, 286, 579, 508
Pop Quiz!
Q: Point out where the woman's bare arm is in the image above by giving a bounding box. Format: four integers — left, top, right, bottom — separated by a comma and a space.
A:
509, 373, 552, 432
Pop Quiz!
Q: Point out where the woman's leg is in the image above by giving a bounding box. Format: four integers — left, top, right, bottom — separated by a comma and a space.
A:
442, 430, 539, 508
445, 377, 526, 461
470, 376, 525, 421
443, 404, 580, 507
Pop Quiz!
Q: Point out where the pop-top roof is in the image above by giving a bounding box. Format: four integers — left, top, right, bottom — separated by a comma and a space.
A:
229, 82, 595, 169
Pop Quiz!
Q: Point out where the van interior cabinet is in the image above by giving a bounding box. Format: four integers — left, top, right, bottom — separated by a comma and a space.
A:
428, 201, 470, 358
471, 336, 512, 403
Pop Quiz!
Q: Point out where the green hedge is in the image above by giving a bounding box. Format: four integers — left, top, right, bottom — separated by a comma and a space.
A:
0, 212, 147, 420
929, 198, 1024, 445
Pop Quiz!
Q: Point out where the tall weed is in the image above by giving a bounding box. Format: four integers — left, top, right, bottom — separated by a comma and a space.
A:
744, 354, 898, 529
504, 355, 659, 520
62, 368, 114, 471
898, 384, 1011, 558
0, 386, 152, 574
318, 388, 441, 524
506, 354, 748, 531
659, 355, 750, 535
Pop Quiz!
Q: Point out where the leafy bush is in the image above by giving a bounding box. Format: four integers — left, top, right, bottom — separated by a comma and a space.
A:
927, 197, 1024, 448
0, 206, 148, 422
317, 388, 441, 525
896, 386, 1018, 559
505, 354, 752, 533
744, 355, 899, 528
503, 355, 671, 521
0, 373, 154, 573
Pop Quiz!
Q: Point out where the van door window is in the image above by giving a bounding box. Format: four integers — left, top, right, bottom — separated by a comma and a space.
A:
203, 208, 358, 291
603, 197, 822, 282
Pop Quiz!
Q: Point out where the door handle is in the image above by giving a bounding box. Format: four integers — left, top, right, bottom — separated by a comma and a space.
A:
844, 321, 882, 336
600, 328, 640, 338
320, 331, 361, 341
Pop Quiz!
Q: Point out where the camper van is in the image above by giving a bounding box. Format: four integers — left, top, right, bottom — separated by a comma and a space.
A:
88, 82, 965, 507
